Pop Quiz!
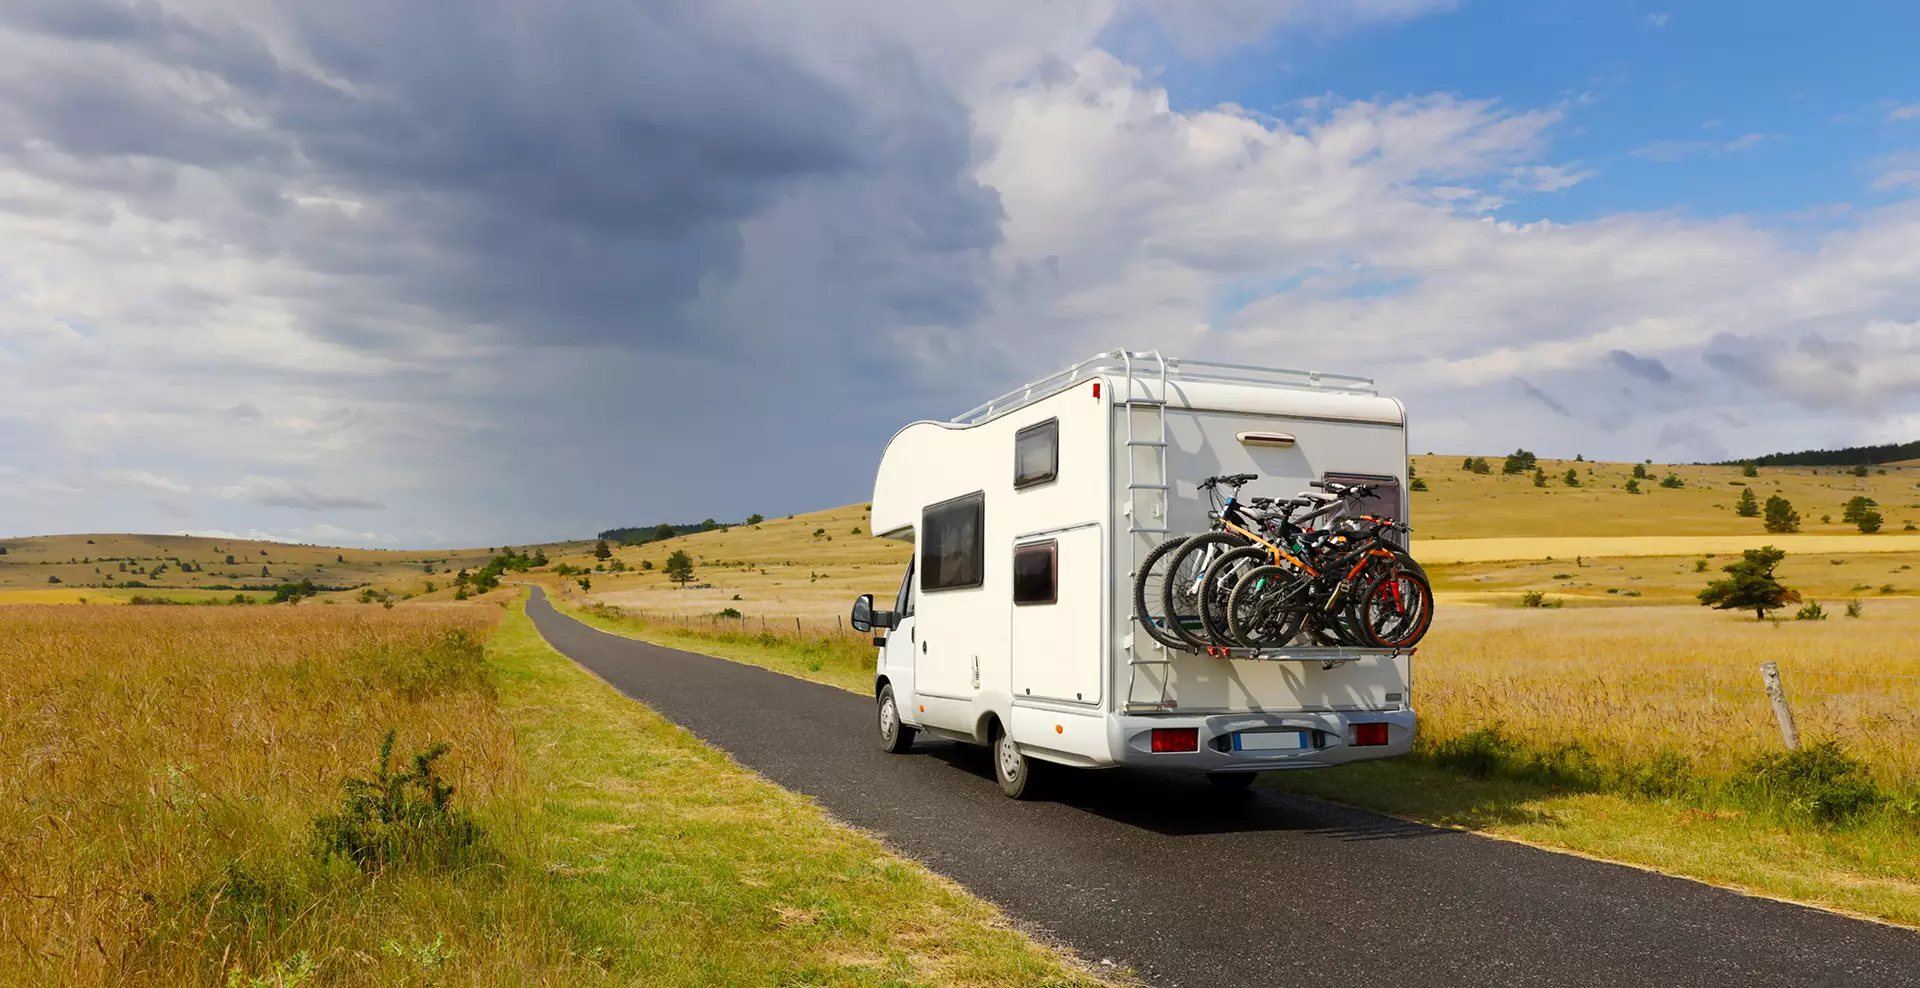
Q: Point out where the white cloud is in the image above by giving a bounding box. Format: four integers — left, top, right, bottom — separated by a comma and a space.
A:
104, 469, 192, 494
1646, 13, 1670, 28
1890, 104, 1920, 122
209, 476, 386, 511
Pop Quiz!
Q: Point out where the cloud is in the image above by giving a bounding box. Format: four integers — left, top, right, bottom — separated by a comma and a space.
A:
211, 476, 385, 511
1890, 104, 1920, 122
1871, 152, 1920, 191
1646, 13, 1670, 28
105, 469, 192, 493
1631, 133, 1772, 162
1515, 378, 1572, 417
1606, 349, 1674, 384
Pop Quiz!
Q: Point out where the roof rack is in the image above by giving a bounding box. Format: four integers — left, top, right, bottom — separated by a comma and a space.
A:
952, 350, 1376, 425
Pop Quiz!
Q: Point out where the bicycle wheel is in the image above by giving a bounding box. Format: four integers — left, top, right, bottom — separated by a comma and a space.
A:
1130, 535, 1192, 651
1161, 532, 1248, 650
1357, 568, 1434, 648
1200, 546, 1271, 646
1226, 564, 1307, 648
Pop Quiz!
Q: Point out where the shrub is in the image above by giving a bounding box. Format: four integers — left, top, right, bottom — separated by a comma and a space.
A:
1632, 462, 1650, 480
1502, 449, 1538, 475
1520, 590, 1546, 607
1845, 598, 1864, 618
1658, 473, 1684, 488
1694, 559, 1708, 572
1410, 477, 1429, 491
1794, 601, 1828, 621
1735, 488, 1759, 517
746, 513, 764, 525
1738, 741, 1882, 823
1624, 478, 1641, 494
1879, 583, 1895, 594
1551, 572, 1572, 579
1856, 509, 1883, 534
46, 575, 61, 584
1851, 464, 1869, 477
311, 729, 485, 870
1742, 462, 1758, 478
716, 607, 743, 619
1563, 468, 1579, 487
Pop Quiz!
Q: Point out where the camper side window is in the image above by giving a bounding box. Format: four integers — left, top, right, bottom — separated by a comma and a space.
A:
920, 493, 984, 592
1011, 541, 1056, 605
1013, 418, 1058, 489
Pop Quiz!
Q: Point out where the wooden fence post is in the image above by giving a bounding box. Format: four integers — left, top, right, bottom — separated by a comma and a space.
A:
795, 617, 802, 635
1760, 661, 1800, 751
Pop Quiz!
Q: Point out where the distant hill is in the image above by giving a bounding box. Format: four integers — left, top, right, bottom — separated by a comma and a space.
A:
1724, 440, 1920, 468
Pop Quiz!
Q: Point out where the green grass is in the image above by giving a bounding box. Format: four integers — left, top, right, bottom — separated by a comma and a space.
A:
487, 596, 1111, 986
562, 595, 878, 694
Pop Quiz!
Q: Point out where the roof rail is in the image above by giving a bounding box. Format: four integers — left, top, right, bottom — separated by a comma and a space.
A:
951, 350, 1375, 425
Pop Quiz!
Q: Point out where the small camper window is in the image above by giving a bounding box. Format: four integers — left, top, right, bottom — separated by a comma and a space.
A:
1012, 541, 1057, 605
921, 493, 984, 592
1013, 418, 1059, 489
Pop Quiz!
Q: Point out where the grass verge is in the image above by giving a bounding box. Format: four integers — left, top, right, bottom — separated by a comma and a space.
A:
0, 596, 1109, 986
557, 591, 876, 693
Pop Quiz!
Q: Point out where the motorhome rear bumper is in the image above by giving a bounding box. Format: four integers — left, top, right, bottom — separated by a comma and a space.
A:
1105, 708, 1416, 771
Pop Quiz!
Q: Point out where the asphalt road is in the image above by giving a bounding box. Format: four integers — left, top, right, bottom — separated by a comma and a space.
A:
524, 587, 1920, 987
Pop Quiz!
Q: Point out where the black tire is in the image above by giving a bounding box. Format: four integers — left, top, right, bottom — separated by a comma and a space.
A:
1357, 569, 1435, 648
1131, 535, 1192, 651
1207, 771, 1257, 790
994, 726, 1034, 799
877, 683, 915, 754
1227, 564, 1307, 648
1161, 532, 1249, 649
1200, 546, 1271, 646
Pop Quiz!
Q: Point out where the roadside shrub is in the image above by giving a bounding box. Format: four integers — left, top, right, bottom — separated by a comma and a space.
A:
1520, 590, 1546, 608
1737, 741, 1882, 823
1794, 601, 1828, 621
1844, 598, 1864, 618
311, 729, 485, 870
715, 607, 743, 619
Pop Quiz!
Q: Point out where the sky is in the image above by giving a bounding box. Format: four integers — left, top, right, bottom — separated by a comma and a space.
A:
2, 0, 1918, 548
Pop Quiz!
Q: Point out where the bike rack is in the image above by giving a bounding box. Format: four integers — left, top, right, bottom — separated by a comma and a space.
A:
1199, 645, 1414, 670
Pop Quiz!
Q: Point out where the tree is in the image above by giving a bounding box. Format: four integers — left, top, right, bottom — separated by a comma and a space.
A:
336, 554, 345, 563
261, 565, 271, 578
1735, 488, 1760, 517
1763, 495, 1800, 534
1410, 477, 1429, 491
699, 518, 721, 532
1851, 463, 1869, 477
1841, 496, 1878, 525
746, 513, 764, 525
1857, 509, 1884, 534
1659, 473, 1685, 489
1502, 449, 1538, 475
1742, 462, 1758, 478
652, 523, 676, 542
664, 549, 695, 586
530, 549, 548, 567
1532, 468, 1548, 488
1624, 478, 1641, 494
577, 577, 591, 592
594, 539, 612, 561
1698, 545, 1801, 620
1575, 453, 1584, 462
1461, 457, 1476, 471
1632, 462, 1650, 480
1470, 457, 1491, 474
1563, 468, 1580, 487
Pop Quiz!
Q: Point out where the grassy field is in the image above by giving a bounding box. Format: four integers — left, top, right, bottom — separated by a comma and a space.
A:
0, 597, 1109, 986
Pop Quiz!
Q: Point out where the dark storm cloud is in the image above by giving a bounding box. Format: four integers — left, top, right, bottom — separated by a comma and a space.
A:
1606, 348, 1673, 384
1514, 377, 1571, 417
0, 0, 1002, 349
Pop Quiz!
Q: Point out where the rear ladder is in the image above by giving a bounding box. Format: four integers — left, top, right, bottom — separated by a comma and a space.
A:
1119, 350, 1177, 712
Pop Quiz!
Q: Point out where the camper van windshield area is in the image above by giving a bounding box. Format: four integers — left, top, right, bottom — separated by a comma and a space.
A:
1012, 541, 1056, 604
1013, 419, 1058, 489
921, 493, 984, 591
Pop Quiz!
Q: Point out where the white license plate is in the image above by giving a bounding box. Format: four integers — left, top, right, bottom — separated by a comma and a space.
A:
1232, 730, 1307, 752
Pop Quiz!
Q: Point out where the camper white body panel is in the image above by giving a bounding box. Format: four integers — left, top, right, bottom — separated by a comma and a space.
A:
865, 354, 1417, 775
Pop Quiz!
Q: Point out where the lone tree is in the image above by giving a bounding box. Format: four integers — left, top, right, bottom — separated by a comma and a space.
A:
1563, 468, 1580, 487
594, 539, 612, 561
1741, 462, 1758, 478
664, 549, 696, 586
1502, 449, 1538, 475
1857, 508, 1884, 534
1698, 545, 1800, 620
1735, 487, 1760, 517
1763, 495, 1801, 534
1841, 496, 1878, 525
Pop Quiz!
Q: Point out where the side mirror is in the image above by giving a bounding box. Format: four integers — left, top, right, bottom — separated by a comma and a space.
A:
851, 594, 875, 633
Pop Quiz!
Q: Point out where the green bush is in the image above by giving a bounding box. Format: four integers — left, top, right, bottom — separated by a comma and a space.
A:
1737, 742, 1882, 823
1520, 590, 1546, 607
311, 728, 485, 870
1794, 601, 1828, 621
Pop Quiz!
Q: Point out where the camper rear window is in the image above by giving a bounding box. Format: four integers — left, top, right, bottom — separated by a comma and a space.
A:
1012, 541, 1056, 605
1013, 418, 1058, 489
921, 493, 984, 592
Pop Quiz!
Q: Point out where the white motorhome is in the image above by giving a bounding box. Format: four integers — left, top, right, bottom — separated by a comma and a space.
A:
850, 350, 1416, 797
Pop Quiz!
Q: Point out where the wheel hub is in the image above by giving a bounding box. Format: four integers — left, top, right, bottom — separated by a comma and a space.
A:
998, 737, 1022, 779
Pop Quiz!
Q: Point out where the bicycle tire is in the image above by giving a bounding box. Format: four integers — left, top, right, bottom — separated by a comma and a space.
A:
1226, 564, 1307, 648
1200, 546, 1271, 646
1161, 531, 1249, 650
1357, 568, 1434, 648
1130, 535, 1193, 651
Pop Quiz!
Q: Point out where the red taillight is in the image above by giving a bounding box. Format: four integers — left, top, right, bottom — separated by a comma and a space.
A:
1092, 381, 1101, 399
1150, 728, 1198, 753
1352, 723, 1389, 747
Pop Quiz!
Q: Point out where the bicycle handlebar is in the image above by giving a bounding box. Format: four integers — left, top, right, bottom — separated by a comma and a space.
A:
1198, 473, 1258, 491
